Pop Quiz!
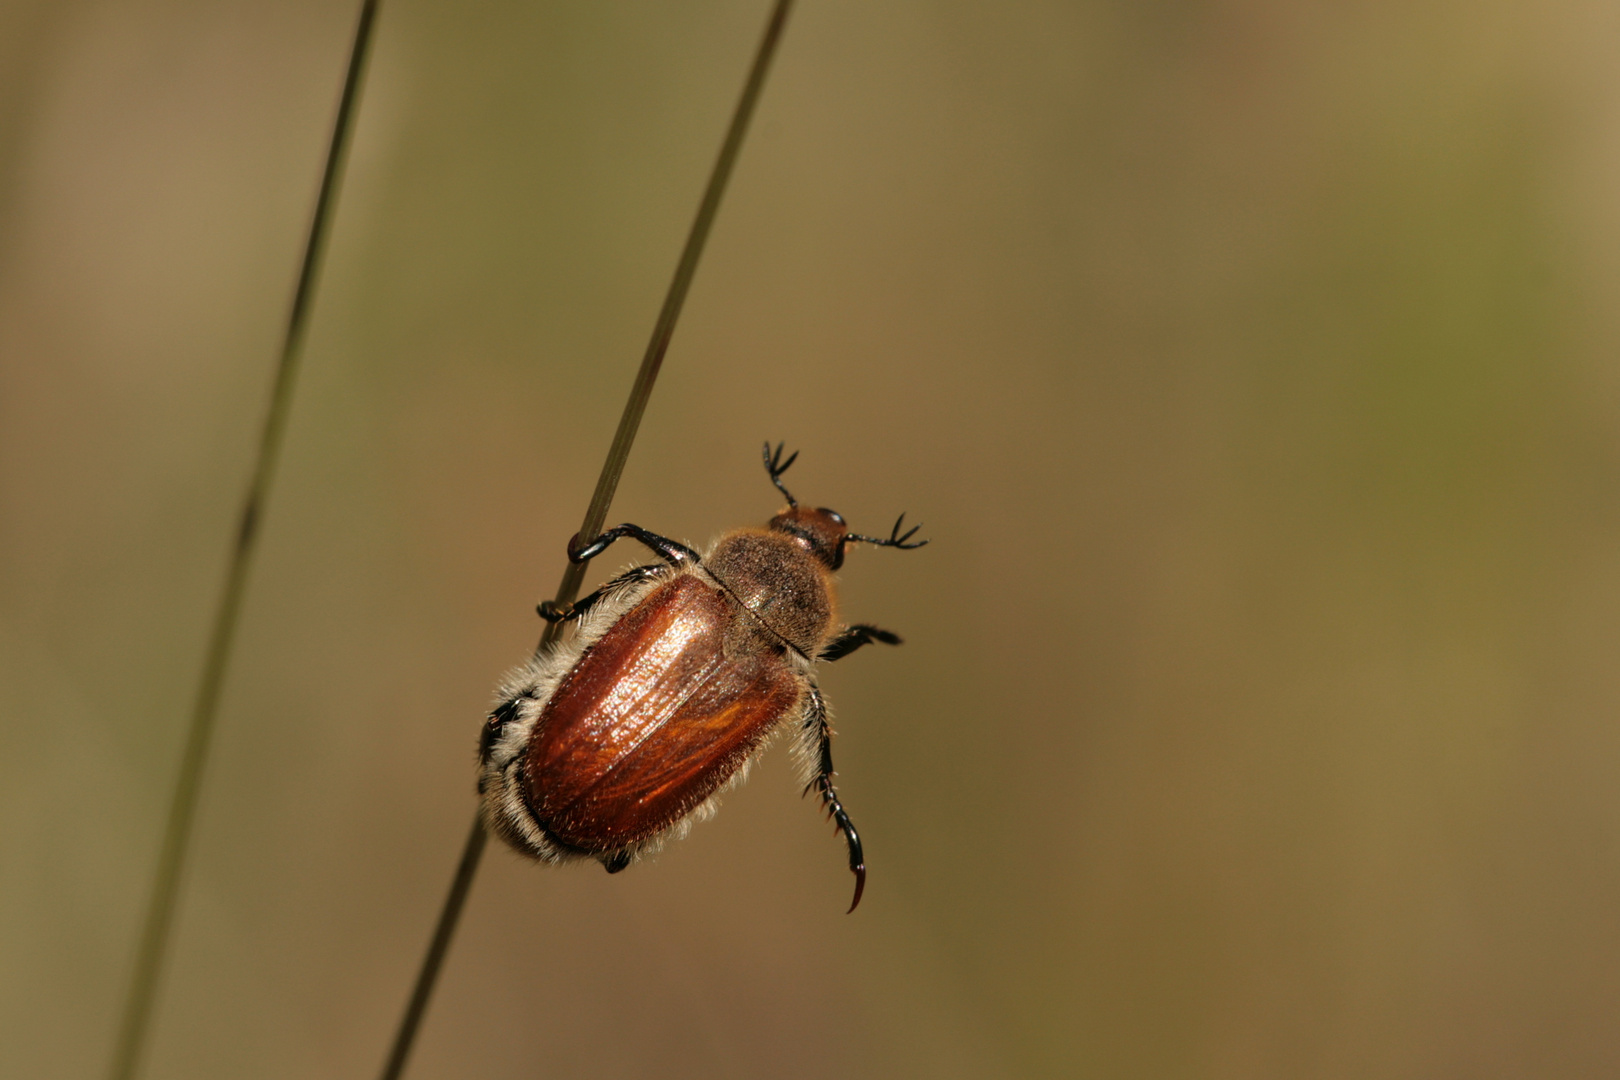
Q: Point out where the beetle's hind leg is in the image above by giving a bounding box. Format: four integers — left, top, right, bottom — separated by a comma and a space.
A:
799, 681, 866, 912
477, 695, 527, 772
820, 624, 902, 662
538, 563, 665, 623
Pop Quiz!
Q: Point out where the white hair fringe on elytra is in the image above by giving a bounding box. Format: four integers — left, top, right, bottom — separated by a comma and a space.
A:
478, 554, 822, 872
480, 561, 674, 864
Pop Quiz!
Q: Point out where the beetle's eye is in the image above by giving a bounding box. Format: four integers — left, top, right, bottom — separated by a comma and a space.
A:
821, 508, 845, 526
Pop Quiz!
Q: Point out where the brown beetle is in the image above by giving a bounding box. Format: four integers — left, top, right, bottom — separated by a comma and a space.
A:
477, 443, 925, 911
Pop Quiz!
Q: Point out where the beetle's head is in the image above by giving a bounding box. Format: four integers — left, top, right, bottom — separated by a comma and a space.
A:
768, 506, 850, 570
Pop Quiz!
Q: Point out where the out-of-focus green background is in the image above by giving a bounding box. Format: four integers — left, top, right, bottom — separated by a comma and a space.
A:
4, 1, 1619, 1077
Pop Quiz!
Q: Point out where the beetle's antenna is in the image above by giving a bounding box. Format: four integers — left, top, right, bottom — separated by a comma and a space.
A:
379, 5, 799, 1079
106, 6, 382, 1080
847, 512, 929, 550
764, 440, 799, 507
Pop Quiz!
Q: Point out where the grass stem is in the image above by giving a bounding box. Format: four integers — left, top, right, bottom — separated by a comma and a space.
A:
375, 3, 796, 1077
105, 5, 382, 1079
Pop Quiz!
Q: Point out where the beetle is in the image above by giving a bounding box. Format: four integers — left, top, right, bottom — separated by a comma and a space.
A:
477, 443, 925, 911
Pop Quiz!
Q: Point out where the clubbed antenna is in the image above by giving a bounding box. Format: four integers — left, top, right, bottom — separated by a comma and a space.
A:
763, 440, 799, 507
847, 512, 928, 550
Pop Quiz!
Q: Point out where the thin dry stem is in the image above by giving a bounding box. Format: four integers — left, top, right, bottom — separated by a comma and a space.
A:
375, 3, 797, 1078
106, 5, 383, 1080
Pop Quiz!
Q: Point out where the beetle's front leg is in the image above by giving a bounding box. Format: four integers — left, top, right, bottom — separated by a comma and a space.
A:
800, 680, 865, 912
820, 624, 902, 662
568, 524, 699, 567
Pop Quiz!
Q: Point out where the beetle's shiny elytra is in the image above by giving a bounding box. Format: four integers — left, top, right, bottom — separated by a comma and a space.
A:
478, 443, 926, 911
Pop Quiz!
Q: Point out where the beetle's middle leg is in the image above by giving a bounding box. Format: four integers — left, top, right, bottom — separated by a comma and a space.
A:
538, 564, 664, 623
800, 681, 866, 913
820, 624, 902, 662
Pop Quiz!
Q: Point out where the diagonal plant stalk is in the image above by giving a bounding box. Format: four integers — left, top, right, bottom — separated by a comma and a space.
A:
106, 4, 383, 1079
376, 3, 796, 1077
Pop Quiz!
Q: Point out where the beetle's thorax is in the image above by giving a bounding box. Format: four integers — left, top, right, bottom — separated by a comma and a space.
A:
704, 528, 836, 657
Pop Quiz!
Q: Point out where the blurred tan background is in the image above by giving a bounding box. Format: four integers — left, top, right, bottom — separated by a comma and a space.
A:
4, 1, 1620, 1077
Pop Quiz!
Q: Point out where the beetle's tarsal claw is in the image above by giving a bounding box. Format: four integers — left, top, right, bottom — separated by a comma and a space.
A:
537, 600, 573, 622
565, 532, 586, 562
847, 865, 866, 914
